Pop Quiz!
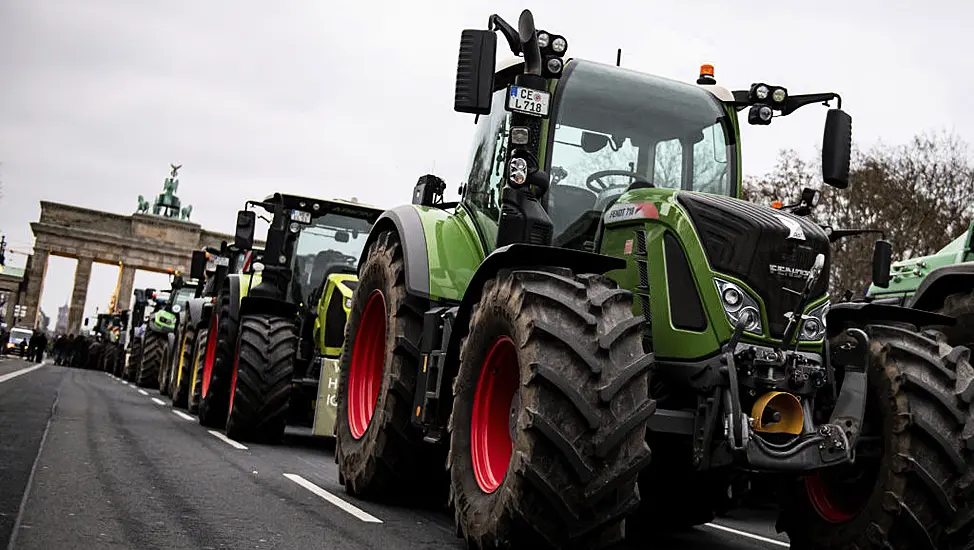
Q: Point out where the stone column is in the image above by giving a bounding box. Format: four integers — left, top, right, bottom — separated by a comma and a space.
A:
67, 256, 93, 335
116, 264, 137, 312
2, 289, 18, 328
21, 249, 50, 330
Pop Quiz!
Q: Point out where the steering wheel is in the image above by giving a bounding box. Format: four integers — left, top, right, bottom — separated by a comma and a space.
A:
585, 170, 653, 193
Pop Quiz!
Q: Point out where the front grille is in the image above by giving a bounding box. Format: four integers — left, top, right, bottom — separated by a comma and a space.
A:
677, 193, 830, 338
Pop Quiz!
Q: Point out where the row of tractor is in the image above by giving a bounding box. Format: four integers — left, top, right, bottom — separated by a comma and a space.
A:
111, 9, 972, 549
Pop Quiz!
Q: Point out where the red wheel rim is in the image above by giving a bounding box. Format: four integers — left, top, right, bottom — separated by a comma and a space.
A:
347, 290, 386, 440
805, 473, 858, 524
202, 313, 218, 397
471, 336, 519, 494
228, 336, 241, 414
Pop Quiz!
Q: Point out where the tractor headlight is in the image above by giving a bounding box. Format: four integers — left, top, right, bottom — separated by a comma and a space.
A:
172, 305, 182, 314
537, 32, 550, 48
344, 297, 352, 309
771, 87, 787, 104
800, 300, 829, 341
546, 56, 563, 75
715, 278, 763, 335
509, 157, 528, 186
551, 36, 567, 55
753, 84, 770, 101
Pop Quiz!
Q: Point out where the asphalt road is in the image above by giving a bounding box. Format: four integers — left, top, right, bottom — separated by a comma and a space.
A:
0, 358, 791, 550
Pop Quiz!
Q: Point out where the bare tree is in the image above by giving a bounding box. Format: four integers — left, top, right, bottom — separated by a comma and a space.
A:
744, 131, 974, 297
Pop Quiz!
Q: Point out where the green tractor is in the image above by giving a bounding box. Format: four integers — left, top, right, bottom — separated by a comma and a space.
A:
136, 274, 197, 389
197, 194, 381, 443
88, 312, 127, 374
334, 10, 974, 550
866, 221, 974, 348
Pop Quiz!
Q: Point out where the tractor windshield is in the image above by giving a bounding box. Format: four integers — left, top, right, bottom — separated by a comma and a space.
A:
290, 212, 373, 307
546, 60, 737, 247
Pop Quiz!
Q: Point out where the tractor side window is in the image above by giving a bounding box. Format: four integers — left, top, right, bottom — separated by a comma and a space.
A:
461, 88, 510, 249
652, 121, 730, 194
654, 139, 683, 189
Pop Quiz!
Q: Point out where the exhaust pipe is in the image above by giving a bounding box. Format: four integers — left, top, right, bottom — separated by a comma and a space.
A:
517, 9, 541, 76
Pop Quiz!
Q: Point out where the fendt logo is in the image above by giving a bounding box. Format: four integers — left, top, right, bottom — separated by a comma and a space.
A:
769, 264, 811, 279
773, 214, 806, 241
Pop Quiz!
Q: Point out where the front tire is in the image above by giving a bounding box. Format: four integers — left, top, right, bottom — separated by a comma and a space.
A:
224, 314, 297, 443
171, 329, 196, 409
450, 269, 654, 550
188, 328, 208, 414
335, 230, 438, 499
780, 324, 974, 550
124, 338, 143, 382
199, 290, 236, 428
137, 332, 166, 389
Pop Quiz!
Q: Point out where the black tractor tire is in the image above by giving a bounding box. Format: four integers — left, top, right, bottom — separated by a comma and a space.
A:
137, 332, 166, 389
336, 230, 442, 500
780, 324, 974, 550
450, 269, 654, 550
171, 329, 196, 409
932, 291, 974, 349
159, 339, 174, 397
124, 338, 143, 382
199, 289, 236, 428
224, 314, 297, 443
188, 328, 208, 415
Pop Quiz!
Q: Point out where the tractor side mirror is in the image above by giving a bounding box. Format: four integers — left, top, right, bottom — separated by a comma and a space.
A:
454, 29, 497, 115
580, 132, 610, 153
235, 210, 256, 250
190, 250, 207, 281
872, 239, 892, 288
822, 109, 852, 189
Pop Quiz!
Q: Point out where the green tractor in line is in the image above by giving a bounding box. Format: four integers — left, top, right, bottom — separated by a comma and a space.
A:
88, 312, 128, 374
196, 194, 381, 443
333, 10, 974, 550
135, 274, 198, 389
866, 221, 974, 349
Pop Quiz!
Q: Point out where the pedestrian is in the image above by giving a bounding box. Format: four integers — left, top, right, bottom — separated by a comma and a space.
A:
19, 338, 27, 358
33, 331, 48, 362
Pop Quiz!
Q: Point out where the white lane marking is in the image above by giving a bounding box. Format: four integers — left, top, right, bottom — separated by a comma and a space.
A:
284, 473, 382, 524
703, 523, 790, 548
0, 362, 46, 384
173, 410, 195, 421
208, 430, 248, 450
151, 397, 166, 406
138, 389, 148, 396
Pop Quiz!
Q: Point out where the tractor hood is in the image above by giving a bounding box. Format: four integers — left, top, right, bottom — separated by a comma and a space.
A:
677, 192, 831, 338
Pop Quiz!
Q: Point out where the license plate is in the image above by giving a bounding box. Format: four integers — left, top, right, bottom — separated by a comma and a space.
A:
291, 210, 312, 224
507, 86, 550, 117
213, 256, 230, 267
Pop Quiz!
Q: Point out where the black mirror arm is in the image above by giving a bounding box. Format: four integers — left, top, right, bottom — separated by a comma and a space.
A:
781, 93, 841, 116
728, 90, 841, 115
488, 14, 520, 54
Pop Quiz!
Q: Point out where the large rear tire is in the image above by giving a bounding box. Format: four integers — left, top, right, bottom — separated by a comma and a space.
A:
336, 230, 440, 499
137, 332, 166, 389
780, 324, 974, 550
199, 290, 236, 428
188, 328, 208, 414
224, 314, 297, 443
449, 269, 653, 550
171, 328, 196, 409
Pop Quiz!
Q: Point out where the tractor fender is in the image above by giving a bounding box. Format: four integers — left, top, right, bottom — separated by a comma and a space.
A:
199, 301, 215, 329
359, 206, 431, 299
444, 244, 626, 374
827, 301, 955, 334
908, 263, 974, 312
187, 297, 206, 328
239, 295, 298, 320
228, 272, 260, 324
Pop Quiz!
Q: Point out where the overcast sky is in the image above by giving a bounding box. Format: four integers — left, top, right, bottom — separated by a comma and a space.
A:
1, 0, 971, 331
